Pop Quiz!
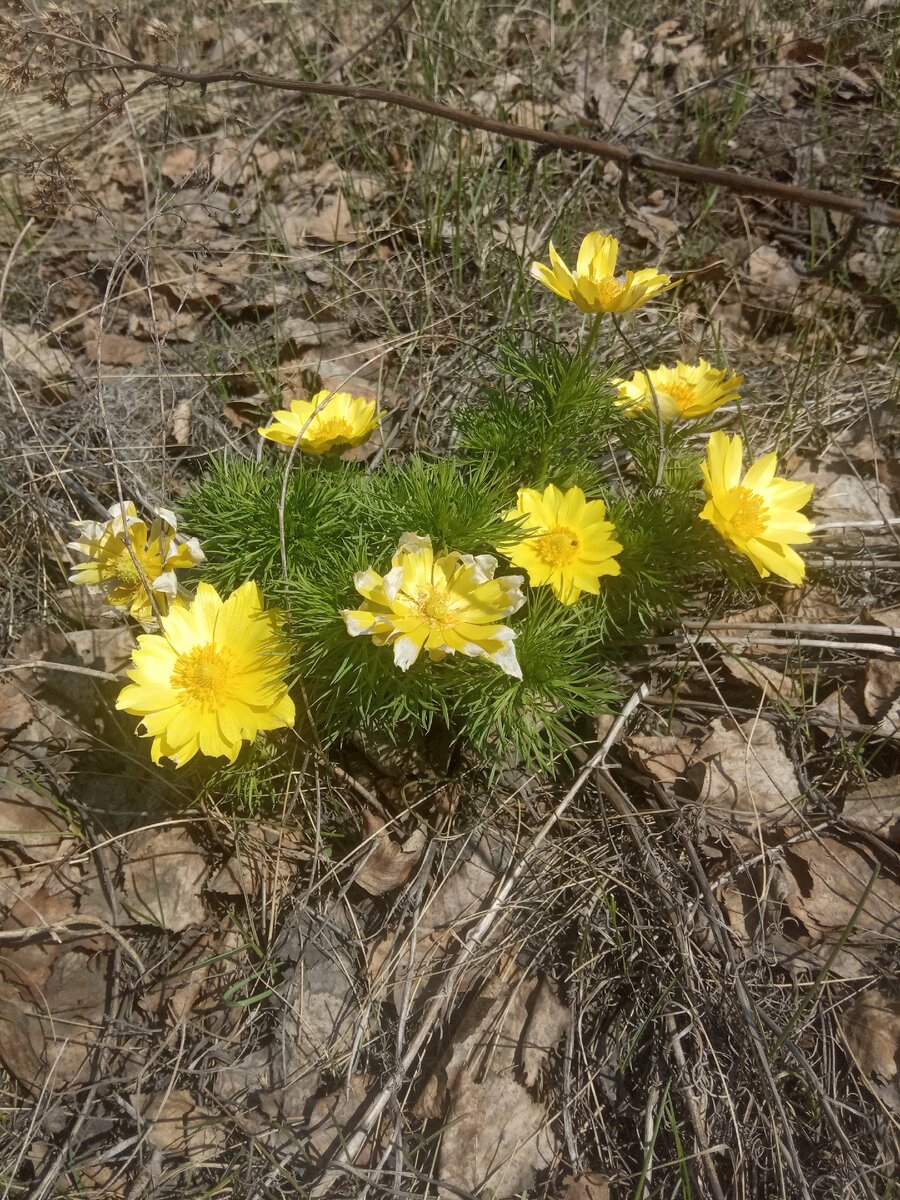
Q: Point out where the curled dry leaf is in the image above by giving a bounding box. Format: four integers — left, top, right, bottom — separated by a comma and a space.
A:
841, 985, 900, 1112
862, 657, 900, 736
555, 1173, 612, 1200
721, 844, 900, 979
354, 810, 426, 896
722, 654, 806, 704
745, 244, 802, 311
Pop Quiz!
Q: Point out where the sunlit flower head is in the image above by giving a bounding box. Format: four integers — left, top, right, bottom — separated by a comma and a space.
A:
342, 533, 526, 677
68, 502, 204, 628
116, 581, 295, 768
500, 485, 622, 606
614, 358, 743, 421
531, 232, 677, 315
700, 432, 815, 586
259, 390, 380, 455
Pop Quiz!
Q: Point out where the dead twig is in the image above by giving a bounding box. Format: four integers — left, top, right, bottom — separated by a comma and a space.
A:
26, 33, 900, 229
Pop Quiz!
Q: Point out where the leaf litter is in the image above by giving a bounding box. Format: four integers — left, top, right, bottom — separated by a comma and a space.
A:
3, 1, 900, 1195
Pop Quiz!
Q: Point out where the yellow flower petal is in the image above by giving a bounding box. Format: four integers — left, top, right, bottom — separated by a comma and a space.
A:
499, 484, 623, 605
259, 390, 380, 455
68, 502, 204, 630
532, 231, 677, 315
117, 581, 295, 768
700, 433, 816, 585
342, 534, 526, 676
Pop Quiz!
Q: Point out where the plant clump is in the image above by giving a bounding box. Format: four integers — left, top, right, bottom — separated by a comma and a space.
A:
69, 231, 817, 772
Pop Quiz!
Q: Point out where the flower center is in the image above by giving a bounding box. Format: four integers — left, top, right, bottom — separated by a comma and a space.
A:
111, 545, 146, 585
413, 584, 453, 626
661, 380, 696, 412
535, 526, 580, 567
728, 486, 769, 538
591, 276, 624, 307
317, 417, 355, 442
170, 643, 236, 709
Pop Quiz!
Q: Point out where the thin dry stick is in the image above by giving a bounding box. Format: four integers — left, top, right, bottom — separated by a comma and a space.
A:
0, 659, 120, 681
647, 632, 900, 657
680, 619, 900, 638
307, 685, 648, 1193
28, 34, 900, 229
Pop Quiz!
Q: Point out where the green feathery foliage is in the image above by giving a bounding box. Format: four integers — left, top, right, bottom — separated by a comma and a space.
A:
179, 341, 754, 771
453, 337, 628, 492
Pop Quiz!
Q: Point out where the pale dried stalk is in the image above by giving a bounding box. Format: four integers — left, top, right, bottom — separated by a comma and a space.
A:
307, 685, 649, 1194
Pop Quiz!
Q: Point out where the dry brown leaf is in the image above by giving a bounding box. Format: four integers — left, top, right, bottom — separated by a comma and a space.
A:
745, 244, 803, 310
144, 923, 244, 1023
842, 776, 900, 846
793, 461, 898, 527
120, 826, 209, 930
0, 936, 112, 1090
722, 655, 805, 703
436, 1070, 556, 1199
306, 191, 357, 242
554, 1173, 612, 1200
169, 395, 192, 445
209, 823, 307, 897
781, 585, 849, 623
306, 1075, 375, 1161
841, 985, 900, 1111
354, 811, 426, 896
162, 145, 198, 180
694, 719, 801, 829
629, 719, 801, 831
65, 627, 136, 676
0, 777, 70, 866
368, 835, 500, 1007
625, 734, 696, 788
624, 204, 681, 251
82, 327, 149, 366
273, 908, 367, 1105
862, 658, 900, 736
1, 324, 70, 380
419, 954, 570, 1118
782, 838, 900, 945
136, 1089, 225, 1158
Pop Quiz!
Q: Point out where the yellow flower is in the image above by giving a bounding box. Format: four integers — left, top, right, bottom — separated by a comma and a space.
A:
259, 390, 380, 455
116, 581, 295, 768
614, 358, 743, 421
700, 432, 815, 586
342, 533, 526, 676
531, 232, 676, 315
500, 485, 622, 605
68, 502, 204, 629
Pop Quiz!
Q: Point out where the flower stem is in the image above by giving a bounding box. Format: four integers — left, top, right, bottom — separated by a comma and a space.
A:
582, 313, 603, 359
611, 314, 666, 486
